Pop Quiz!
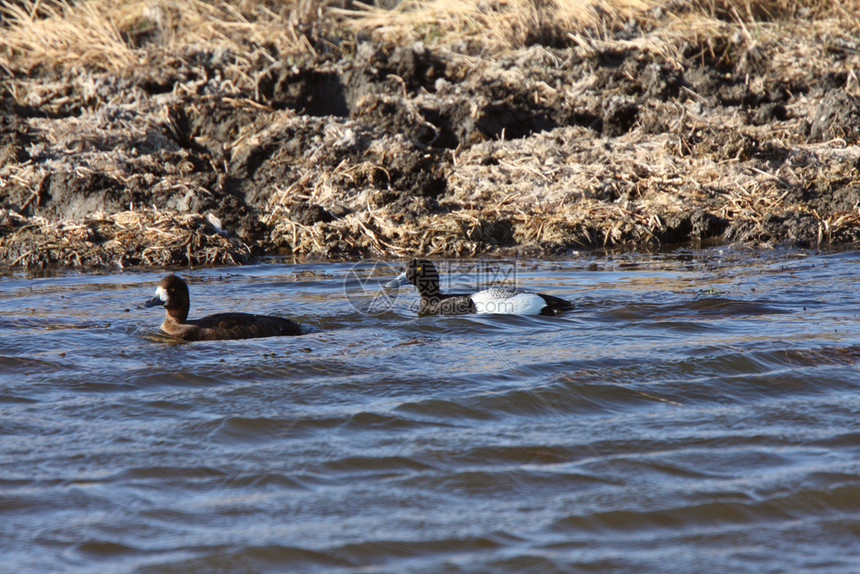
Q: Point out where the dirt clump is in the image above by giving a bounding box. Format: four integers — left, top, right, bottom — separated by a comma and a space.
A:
803, 90, 860, 143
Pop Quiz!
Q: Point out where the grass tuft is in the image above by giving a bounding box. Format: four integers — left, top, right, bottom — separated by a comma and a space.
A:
337, 0, 650, 49
2, 1, 857, 73
0, 0, 311, 73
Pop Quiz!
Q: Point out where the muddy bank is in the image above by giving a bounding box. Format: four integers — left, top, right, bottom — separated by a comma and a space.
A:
1, 2, 859, 268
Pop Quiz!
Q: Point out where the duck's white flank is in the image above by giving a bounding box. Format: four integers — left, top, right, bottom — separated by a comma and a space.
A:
470, 289, 547, 315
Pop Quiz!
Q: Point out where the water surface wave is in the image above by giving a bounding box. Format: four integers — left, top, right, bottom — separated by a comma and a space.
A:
1, 249, 859, 572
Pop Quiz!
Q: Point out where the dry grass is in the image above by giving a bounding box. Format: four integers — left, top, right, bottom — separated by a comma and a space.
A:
1, 0, 858, 267
2, 0, 857, 74
338, 0, 650, 49
685, 0, 860, 22
0, 208, 253, 267
0, 0, 313, 73
340, 0, 860, 50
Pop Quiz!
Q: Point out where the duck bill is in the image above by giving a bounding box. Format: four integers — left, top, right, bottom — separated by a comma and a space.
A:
384, 270, 409, 289
143, 285, 168, 308
143, 295, 164, 308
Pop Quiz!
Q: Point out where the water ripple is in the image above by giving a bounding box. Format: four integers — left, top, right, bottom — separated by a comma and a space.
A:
2, 250, 860, 572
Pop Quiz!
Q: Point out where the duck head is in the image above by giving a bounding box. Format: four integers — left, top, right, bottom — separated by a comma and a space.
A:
384, 259, 441, 297
144, 274, 191, 322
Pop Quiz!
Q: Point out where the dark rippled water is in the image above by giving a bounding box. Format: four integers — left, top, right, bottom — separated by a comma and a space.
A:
2, 249, 859, 573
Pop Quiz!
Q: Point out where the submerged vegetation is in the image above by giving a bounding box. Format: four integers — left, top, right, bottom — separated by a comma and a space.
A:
0, 0, 858, 267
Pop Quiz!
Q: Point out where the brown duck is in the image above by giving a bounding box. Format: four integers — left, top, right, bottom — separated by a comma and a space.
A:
144, 274, 303, 340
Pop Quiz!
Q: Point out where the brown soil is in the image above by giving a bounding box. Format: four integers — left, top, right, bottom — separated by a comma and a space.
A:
1, 1, 859, 268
